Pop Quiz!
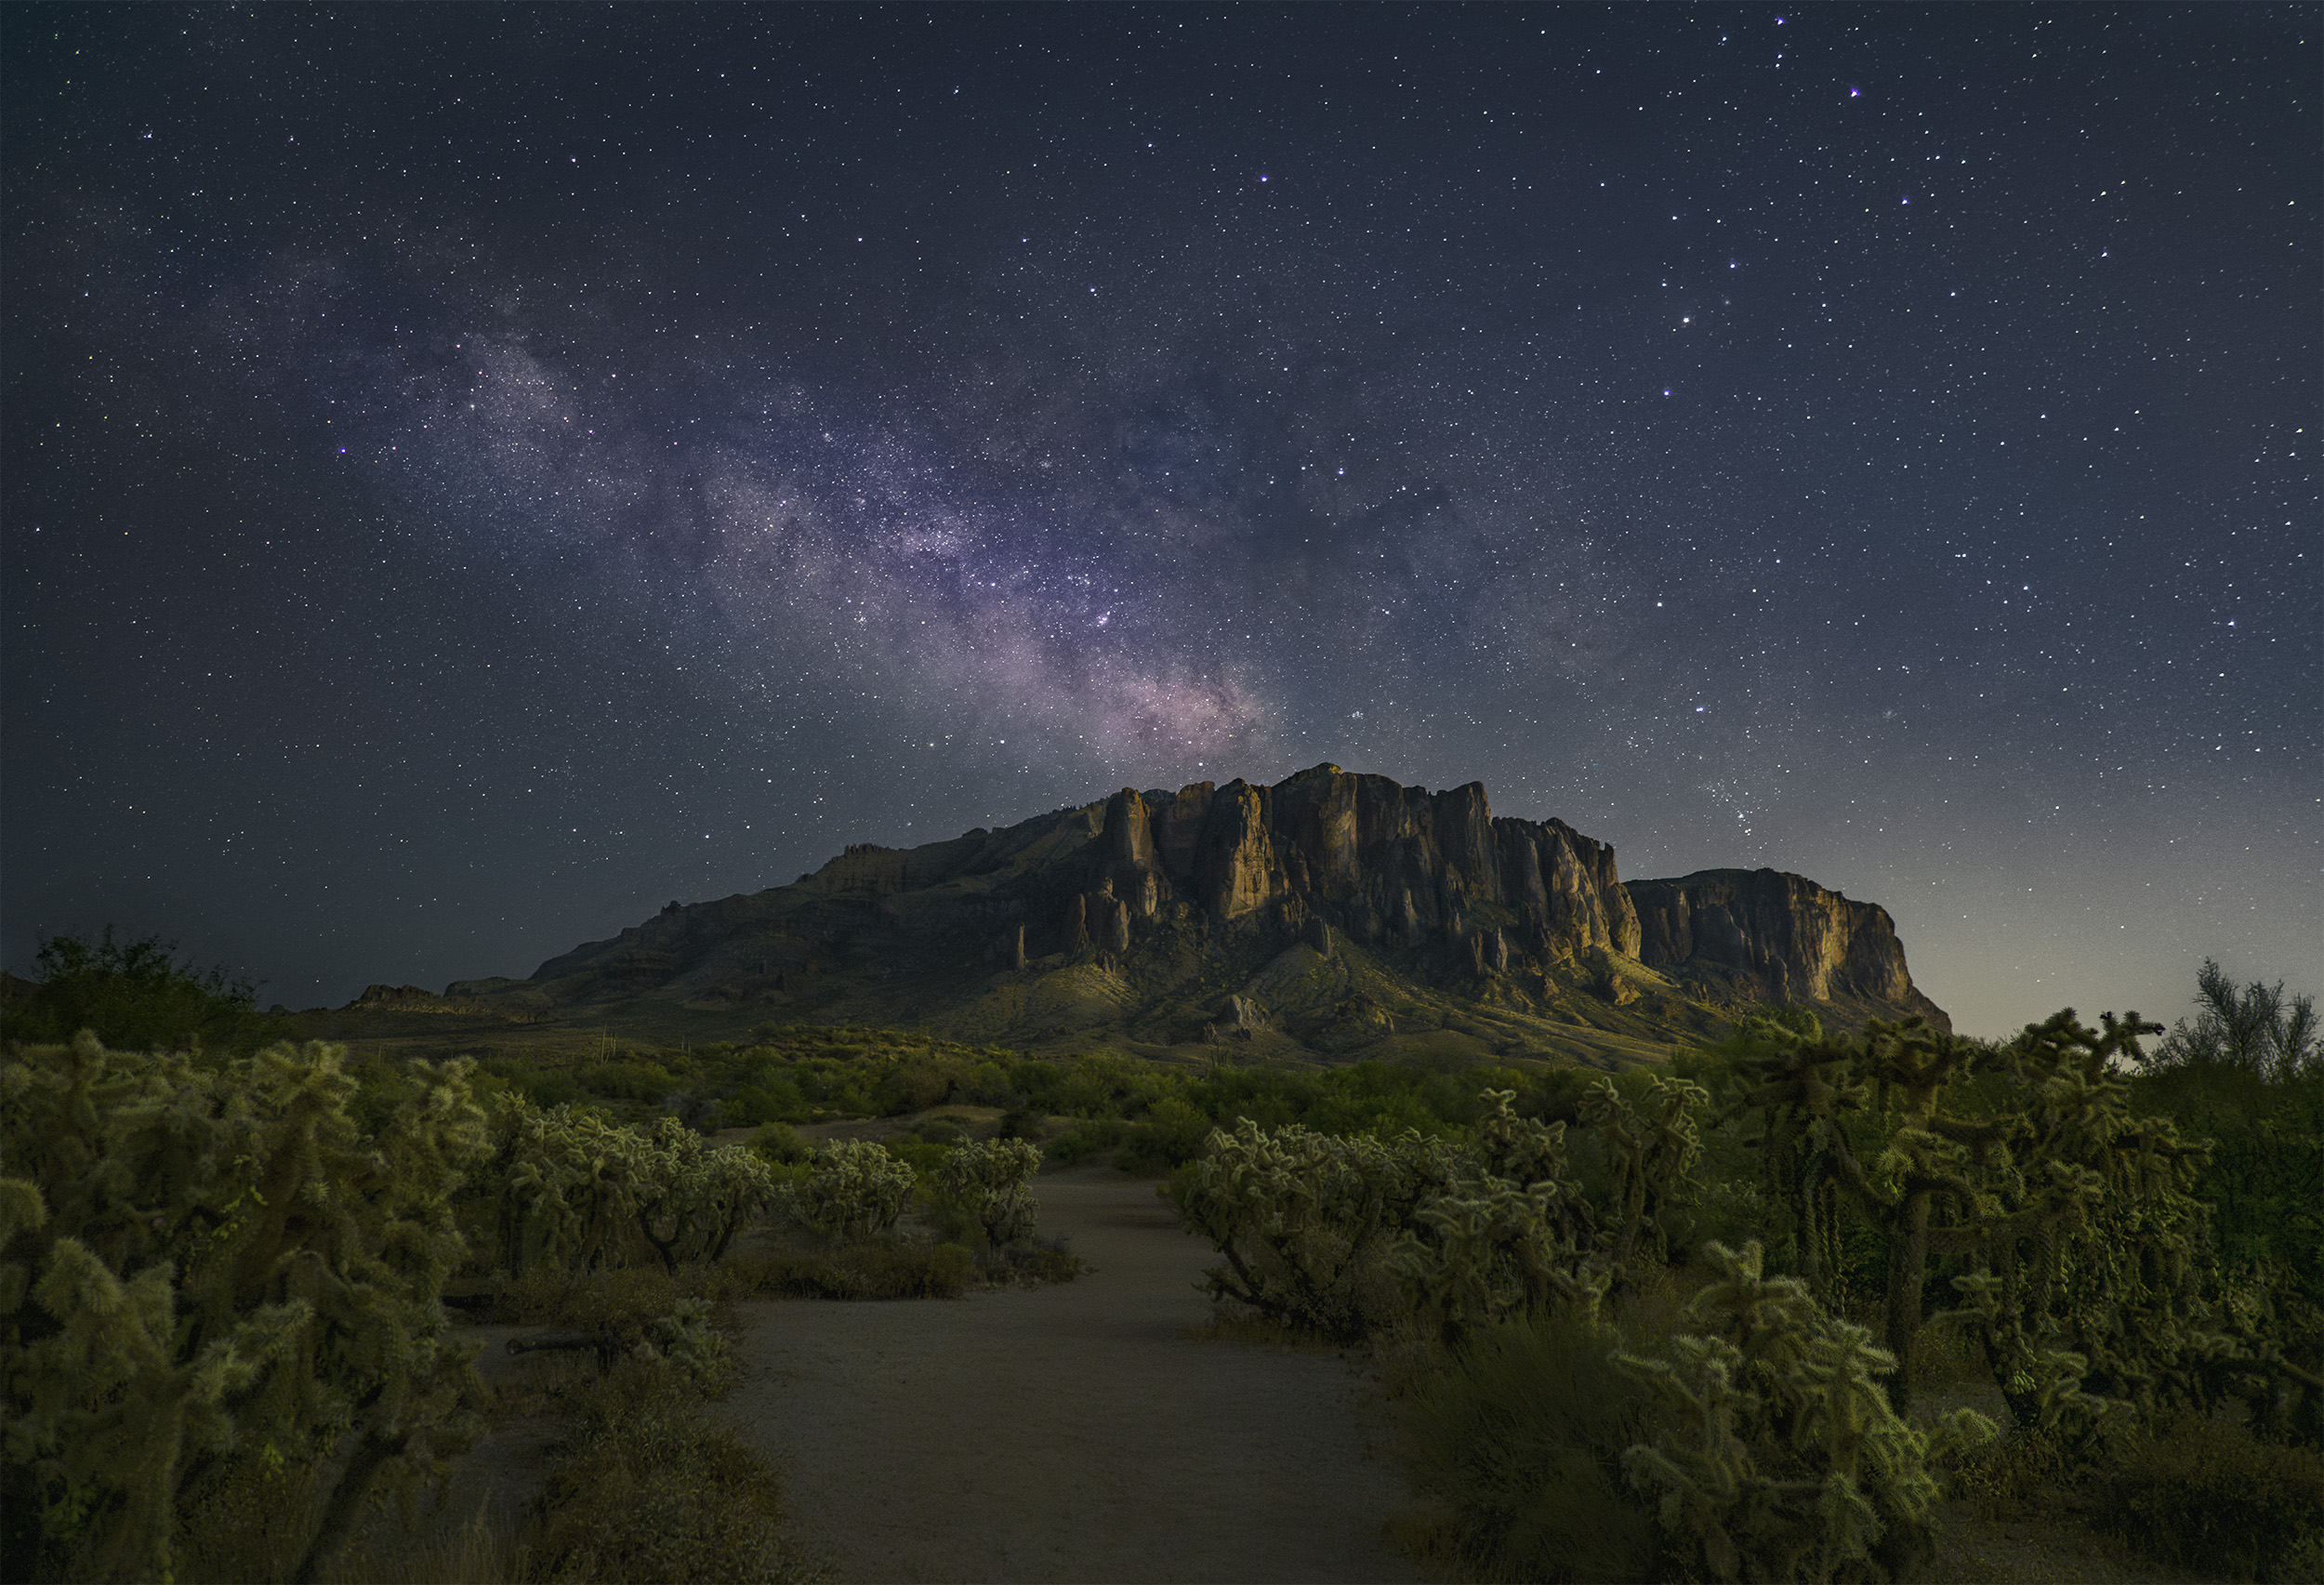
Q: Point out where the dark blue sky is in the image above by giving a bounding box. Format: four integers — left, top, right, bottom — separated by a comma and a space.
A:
5, 4, 2315, 1035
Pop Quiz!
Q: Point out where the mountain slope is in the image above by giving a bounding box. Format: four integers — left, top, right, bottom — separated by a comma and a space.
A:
445, 764, 1948, 1065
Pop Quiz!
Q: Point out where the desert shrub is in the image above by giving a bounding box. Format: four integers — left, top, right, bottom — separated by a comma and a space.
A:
914, 1116, 968, 1147
880, 1137, 950, 1182
955, 1230, 1082, 1288
482, 1264, 726, 1384
576, 1060, 680, 1103
994, 1104, 1047, 1142
476, 1057, 590, 1112
874, 1057, 960, 1117
750, 1123, 813, 1166
1394, 1309, 1664, 1584
2131, 964, 2324, 1446
779, 1139, 914, 1243
1116, 1097, 1212, 1171
2086, 1408, 2324, 1582
931, 1138, 1042, 1248
530, 1357, 826, 1585
1, 1035, 485, 1585
721, 1076, 811, 1129
1038, 1116, 1125, 1168
1938, 1419, 2080, 1518
167, 1440, 346, 1585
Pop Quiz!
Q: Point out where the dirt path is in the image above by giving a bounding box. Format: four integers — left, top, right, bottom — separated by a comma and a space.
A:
710, 1165, 1431, 1585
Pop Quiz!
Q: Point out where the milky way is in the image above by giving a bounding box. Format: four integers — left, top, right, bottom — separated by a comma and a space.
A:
5, 6, 2315, 1033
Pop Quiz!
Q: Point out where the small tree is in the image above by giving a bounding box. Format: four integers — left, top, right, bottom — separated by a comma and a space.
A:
2144, 958, 2319, 1078
3, 929, 287, 1055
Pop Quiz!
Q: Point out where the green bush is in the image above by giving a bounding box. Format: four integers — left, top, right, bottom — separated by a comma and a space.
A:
1040, 1116, 1126, 1169
881, 1137, 950, 1181
722, 1076, 811, 1129
874, 1057, 963, 1116
995, 1104, 1046, 1141
1117, 1097, 1213, 1172
750, 1123, 813, 1166
577, 1060, 680, 1102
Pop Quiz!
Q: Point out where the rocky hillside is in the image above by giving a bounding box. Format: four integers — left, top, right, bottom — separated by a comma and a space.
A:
443, 764, 1948, 1065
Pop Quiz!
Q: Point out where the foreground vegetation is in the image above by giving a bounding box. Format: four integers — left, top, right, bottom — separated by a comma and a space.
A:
5, 934, 2318, 1581
1155, 972, 2322, 1583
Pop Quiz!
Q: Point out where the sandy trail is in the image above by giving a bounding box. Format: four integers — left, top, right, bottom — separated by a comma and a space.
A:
710, 1164, 1429, 1584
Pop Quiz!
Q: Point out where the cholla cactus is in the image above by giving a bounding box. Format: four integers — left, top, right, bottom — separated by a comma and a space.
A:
1174, 1093, 1606, 1346
2, 1034, 486, 1585
1385, 1090, 1604, 1346
1728, 1008, 2242, 1420
934, 1137, 1043, 1247
628, 1116, 783, 1273
1583, 1074, 1709, 1274
1170, 1117, 1459, 1341
1617, 1240, 1993, 1585
486, 1101, 780, 1275
1935, 1010, 2238, 1431
1385, 1176, 1607, 1348
784, 1138, 916, 1243
638, 1295, 727, 1386
490, 1099, 659, 1275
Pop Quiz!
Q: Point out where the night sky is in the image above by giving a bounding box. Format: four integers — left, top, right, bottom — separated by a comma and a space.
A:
5, 5, 2315, 1037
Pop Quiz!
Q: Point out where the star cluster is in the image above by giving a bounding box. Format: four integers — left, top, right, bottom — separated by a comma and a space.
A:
4, 6, 2314, 1033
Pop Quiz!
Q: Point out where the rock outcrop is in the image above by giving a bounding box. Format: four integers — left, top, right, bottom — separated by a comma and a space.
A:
1625, 868, 1949, 1034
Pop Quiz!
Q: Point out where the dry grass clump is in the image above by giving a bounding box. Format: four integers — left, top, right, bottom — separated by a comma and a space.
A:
477, 1235, 978, 1323
2084, 1410, 2324, 1583
729, 1235, 978, 1301
529, 1359, 830, 1585
1389, 1308, 1664, 1584
169, 1448, 325, 1585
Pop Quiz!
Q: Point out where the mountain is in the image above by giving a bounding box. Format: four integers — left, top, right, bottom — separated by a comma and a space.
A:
443, 764, 1948, 1066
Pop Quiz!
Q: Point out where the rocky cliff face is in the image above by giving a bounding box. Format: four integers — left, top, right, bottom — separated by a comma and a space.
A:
1075, 765, 1640, 964
448, 766, 1948, 1059
1625, 868, 1950, 1034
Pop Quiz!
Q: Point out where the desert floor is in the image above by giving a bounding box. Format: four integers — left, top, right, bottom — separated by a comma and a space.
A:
706, 1162, 1430, 1584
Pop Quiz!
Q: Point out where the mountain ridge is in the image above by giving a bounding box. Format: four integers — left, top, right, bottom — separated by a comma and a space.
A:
441, 764, 1948, 1065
